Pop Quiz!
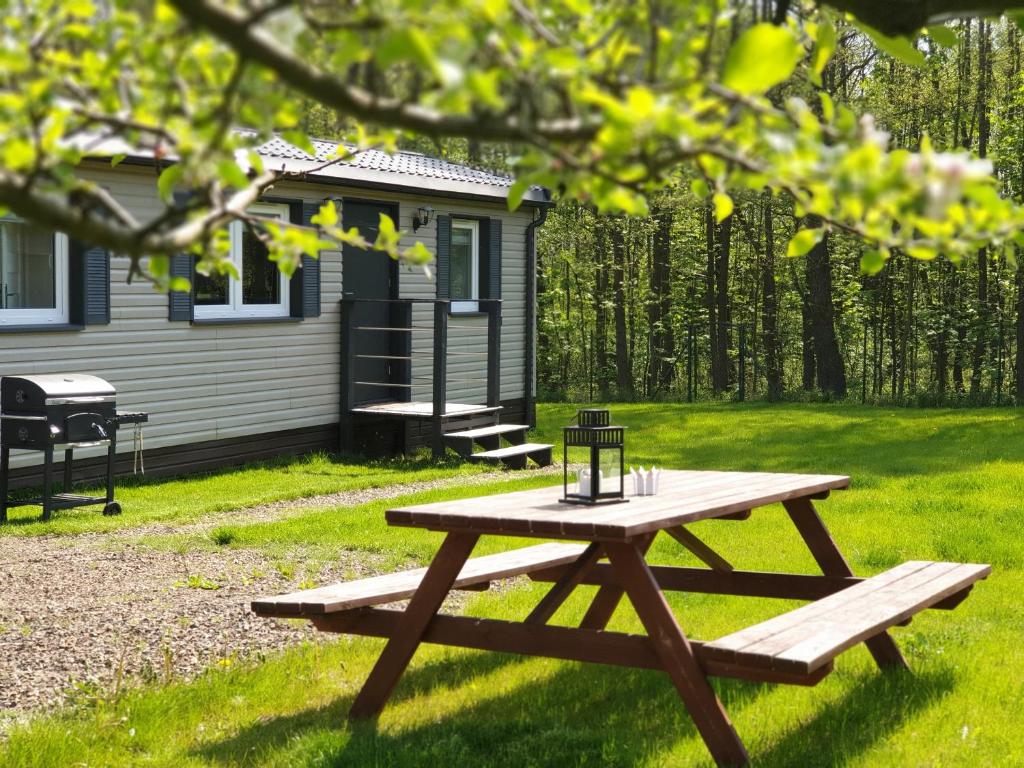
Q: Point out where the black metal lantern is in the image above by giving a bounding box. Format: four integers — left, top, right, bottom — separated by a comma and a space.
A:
561, 408, 627, 505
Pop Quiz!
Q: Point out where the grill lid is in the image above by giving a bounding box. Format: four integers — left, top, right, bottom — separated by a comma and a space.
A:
1, 374, 116, 409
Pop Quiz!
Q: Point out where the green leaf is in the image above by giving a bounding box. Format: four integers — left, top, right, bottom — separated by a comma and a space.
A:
786, 228, 825, 257
860, 249, 887, 274
722, 23, 803, 95
926, 25, 959, 49
216, 159, 250, 190
810, 20, 837, 86
156, 164, 183, 203
110, 153, 126, 167
858, 23, 926, 68
508, 179, 530, 211
713, 192, 733, 224
690, 178, 710, 199
312, 200, 338, 228
283, 130, 315, 157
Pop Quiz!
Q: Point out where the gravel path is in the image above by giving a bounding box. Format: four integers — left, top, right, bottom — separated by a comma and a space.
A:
0, 466, 559, 733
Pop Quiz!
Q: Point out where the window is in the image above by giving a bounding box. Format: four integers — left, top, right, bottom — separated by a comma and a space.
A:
450, 218, 479, 313
0, 215, 69, 326
193, 202, 290, 320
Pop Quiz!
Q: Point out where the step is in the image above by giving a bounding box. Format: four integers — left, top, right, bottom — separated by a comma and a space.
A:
468, 442, 554, 470
444, 424, 530, 440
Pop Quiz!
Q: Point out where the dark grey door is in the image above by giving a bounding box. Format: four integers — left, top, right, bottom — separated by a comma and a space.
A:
343, 201, 400, 405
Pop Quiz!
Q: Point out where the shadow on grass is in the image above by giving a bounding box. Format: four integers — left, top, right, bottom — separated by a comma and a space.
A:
757, 667, 955, 767
191, 646, 948, 768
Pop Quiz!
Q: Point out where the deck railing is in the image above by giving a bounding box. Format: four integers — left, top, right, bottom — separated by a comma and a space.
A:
339, 298, 502, 420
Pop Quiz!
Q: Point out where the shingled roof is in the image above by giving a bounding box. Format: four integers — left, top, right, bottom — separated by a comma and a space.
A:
251, 134, 550, 206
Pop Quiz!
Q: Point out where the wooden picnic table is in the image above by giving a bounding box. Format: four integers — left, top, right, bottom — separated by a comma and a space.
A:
253, 469, 990, 767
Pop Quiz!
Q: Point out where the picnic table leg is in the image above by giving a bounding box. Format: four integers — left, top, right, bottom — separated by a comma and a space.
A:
783, 497, 909, 671
579, 533, 655, 630
605, 540, 749, 767
348, 531, 480, 720
525, 542, 603, 625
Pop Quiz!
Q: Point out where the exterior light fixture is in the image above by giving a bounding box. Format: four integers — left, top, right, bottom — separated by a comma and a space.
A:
413, 206, 435, 232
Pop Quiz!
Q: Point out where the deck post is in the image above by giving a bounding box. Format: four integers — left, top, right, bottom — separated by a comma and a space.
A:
432, 301, 449, 458
339, 299, 356, 453
486, 299, 502, 408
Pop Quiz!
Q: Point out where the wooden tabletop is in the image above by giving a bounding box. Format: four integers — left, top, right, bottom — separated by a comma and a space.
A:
386, 469, 850, 542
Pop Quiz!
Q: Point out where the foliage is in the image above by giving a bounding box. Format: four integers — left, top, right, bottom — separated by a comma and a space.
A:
536, 17, 1024, 403
2, 1, 1024, 289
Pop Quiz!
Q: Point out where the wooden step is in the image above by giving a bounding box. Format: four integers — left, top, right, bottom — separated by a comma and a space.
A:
252, 542, 587, 617
468, 442, 554, 469
702, 560, 990, 674
445, 424, 530, 440
443, 423, 529, 457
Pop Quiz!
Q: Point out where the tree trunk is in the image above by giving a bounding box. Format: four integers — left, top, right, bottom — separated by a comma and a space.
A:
803, 217, 847, 397
704, 203, 721, 392
1016, 258, 1024, 402
647, 203, 674, 395
594, 217, 611, 398
970, 20, 991, 399
716, 211, 733, 391
761, 192, 783, 400
612, 220, 631, 397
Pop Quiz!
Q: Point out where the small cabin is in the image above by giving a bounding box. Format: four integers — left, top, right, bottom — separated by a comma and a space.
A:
0, 137, 551, 485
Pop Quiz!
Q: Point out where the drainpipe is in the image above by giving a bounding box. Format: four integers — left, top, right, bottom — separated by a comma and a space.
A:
524, 203, 550, 428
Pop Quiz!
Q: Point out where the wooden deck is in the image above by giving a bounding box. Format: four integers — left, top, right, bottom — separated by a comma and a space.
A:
349, 401, 502, 419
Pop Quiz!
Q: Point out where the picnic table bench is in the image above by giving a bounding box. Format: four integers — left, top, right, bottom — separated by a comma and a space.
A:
253, 469, 989, 767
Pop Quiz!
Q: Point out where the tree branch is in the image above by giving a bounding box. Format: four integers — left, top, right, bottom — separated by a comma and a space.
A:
168, 0, 597, 143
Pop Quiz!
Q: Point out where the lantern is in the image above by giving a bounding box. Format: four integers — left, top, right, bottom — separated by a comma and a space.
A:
561, 408, 628, 505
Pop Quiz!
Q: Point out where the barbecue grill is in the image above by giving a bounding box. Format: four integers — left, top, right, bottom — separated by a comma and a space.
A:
0, 374, 148, 522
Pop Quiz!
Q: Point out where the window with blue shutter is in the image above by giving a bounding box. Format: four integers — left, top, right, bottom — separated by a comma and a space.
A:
168, 197, 322, 322
438, 214, 501, 312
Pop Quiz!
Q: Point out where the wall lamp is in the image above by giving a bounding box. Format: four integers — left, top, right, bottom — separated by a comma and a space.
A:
412, 206, 434, 232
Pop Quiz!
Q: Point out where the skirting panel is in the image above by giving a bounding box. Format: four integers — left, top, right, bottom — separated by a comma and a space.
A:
3, 423, 339, 490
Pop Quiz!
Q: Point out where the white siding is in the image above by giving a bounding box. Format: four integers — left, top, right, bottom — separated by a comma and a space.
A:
0, 167, 535, 468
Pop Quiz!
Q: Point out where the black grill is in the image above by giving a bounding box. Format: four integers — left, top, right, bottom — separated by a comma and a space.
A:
0, 374, 148, 522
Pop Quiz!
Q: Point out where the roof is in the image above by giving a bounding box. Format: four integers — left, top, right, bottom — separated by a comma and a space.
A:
75, 130, 551, 207
248, 134, 550, 206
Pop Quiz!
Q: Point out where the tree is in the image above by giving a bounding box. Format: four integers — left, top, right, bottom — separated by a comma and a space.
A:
2, 0, 1024, 294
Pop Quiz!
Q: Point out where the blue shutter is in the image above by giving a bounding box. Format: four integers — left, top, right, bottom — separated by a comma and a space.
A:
167, 253, 194, 321
487, 218, 502, 300
435, 214, 451, 299
290, 201, 322, 318
69, 241, 110, 325
168, 191, 194, 322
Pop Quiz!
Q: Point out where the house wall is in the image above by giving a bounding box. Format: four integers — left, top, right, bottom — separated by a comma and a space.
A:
0, 165, 536, 474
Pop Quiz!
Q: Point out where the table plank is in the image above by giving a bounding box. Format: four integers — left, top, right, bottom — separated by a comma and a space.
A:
386, 470, 850, 541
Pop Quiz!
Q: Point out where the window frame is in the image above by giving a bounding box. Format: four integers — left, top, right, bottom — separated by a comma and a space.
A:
449, 218, 480, 314
0, 215, 70, 327
193, 202, 291, 321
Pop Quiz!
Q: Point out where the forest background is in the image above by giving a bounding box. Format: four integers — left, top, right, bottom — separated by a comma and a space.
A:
298, 10, 1024, 407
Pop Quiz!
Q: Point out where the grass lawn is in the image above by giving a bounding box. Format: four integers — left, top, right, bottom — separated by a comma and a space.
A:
3, 402, 1023, 766
0, 451, 491, 537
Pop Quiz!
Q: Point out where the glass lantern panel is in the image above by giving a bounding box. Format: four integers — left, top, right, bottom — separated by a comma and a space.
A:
565, 444, 595, 497
597, 447, 622, 495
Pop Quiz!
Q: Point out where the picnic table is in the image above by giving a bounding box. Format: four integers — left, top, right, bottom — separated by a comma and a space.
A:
253, 470, 990, 767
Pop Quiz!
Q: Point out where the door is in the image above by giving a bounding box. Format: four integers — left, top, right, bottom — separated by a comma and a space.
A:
343, 201, 400, 405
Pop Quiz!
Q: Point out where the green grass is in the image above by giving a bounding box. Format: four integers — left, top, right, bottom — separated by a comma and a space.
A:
0, 451, 487, 537
3, 402, 1024, 766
